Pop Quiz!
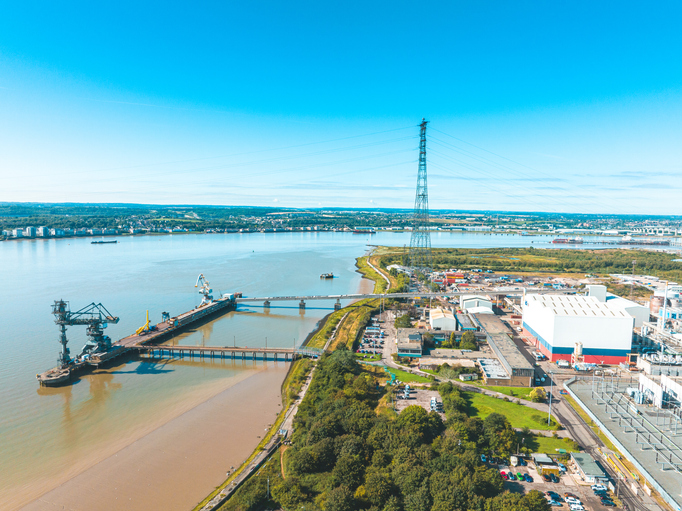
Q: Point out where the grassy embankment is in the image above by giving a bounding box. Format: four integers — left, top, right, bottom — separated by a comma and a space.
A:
307, 254, 387, 352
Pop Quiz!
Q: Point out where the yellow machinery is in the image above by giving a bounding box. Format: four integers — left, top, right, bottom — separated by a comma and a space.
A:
136, 310, 152, 335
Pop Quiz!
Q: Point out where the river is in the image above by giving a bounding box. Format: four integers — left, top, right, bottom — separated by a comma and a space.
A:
0, 230, 666, 509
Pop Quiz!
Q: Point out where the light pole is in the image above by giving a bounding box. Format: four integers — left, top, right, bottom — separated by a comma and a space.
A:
547, 371, 554, 426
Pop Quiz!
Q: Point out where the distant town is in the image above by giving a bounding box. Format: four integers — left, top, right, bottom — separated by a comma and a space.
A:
1, 203, 681, 241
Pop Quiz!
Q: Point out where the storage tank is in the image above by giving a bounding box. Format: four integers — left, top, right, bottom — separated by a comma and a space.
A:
650, 296, 665, 315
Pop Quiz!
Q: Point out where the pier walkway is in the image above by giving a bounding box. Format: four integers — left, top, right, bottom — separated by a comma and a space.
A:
236, 289, 569, 309
135, 344, 323, 361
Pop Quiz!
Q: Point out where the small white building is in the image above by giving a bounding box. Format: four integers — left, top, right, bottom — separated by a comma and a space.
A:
24, 226, 36, 238
460, 295, 493, 314
37, 226, 50, 237
12, 228, 24, 238
429, 308, 458, 331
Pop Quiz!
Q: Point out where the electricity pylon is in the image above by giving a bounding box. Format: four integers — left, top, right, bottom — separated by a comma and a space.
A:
409, 119, 432, 272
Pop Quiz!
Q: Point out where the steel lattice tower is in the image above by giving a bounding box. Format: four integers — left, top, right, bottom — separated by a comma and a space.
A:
409, 119, 432, 272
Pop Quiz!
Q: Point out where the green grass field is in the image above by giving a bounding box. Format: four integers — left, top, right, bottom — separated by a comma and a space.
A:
355, 353, 381, 362
519, 432, 579, 453
465, 392, 559, 430
470, 384, 535, 400
388, 367, 432, 384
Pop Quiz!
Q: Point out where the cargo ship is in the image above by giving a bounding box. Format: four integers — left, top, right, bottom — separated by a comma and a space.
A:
353, 229, 376, 234
552, 237, 584, 244
91, 240, 118, 244
320, 273, 334, 279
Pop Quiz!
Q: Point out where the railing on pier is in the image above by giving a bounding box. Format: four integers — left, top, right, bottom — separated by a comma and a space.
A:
133, 344, 323, 361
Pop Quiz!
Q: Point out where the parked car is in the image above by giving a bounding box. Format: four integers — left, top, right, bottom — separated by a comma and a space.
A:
564, 493, 577, 499
592, 484, 608, 491
558, 463, 567, 472
550, 473, 559, 483
548, 501, 563, 507
524, 473, 533, 482
481, 454, 487, 463
543, 474, 552, 482
500, 471, 508, 480
517, 472, 524, 480
602, 501, 615, 507
569, 505, 584, 511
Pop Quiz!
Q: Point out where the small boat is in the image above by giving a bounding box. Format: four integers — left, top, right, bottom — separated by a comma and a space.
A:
353, 229, 375, 234
320, 273, 334, 279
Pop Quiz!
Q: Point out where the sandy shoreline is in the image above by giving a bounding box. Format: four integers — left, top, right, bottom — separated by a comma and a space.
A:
15, 365, 288, 511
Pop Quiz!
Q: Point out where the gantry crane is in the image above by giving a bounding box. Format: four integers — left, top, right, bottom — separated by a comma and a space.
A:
195, 274, 213, 306
52, 300, 119, 367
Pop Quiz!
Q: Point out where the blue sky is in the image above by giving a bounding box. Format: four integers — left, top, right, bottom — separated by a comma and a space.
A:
1, 1, 681, 214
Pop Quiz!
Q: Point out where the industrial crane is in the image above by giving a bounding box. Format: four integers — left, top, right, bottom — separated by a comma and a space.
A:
195, 273, 213, 306
52, 300, 119, 367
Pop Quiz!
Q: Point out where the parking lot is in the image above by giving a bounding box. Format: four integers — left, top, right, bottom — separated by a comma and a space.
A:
490, 459, 620, 511
393, 387, 445, 419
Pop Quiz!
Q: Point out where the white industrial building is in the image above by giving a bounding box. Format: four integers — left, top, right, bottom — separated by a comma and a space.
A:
460, 295, 493, 315
429, 308, 458, 331
638, 374, 682, 408
522, 288, 635, 364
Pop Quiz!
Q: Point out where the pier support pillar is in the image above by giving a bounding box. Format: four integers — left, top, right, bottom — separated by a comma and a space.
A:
264, 300, 271, 308
299, 300, 306, 310
334, 299, 341, 311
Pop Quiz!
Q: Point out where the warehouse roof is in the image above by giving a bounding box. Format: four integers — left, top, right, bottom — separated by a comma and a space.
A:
430, 308, 455, 321
571, 453, 608, 479
474, 314, 535, 375
456, 313, 476, 330
525, 294, 629, 318
478, 358, 509, 379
